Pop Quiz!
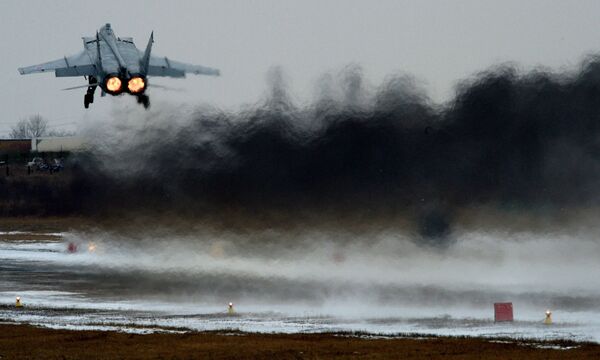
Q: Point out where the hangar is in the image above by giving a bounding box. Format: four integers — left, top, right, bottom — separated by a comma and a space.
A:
30, 137, 86, 153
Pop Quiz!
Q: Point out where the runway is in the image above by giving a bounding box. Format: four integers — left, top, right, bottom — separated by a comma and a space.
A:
1, 230, 599, 342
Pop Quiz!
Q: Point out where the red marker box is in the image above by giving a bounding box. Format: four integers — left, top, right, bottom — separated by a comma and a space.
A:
494, 302, 514, 322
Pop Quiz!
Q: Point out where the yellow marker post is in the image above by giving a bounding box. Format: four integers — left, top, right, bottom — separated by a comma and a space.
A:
15, 297, 23, 308
544, 310, 552, 325
228, 302, 235, 315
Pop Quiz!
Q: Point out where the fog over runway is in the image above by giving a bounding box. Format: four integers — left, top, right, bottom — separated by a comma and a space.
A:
1, 229, 600, 341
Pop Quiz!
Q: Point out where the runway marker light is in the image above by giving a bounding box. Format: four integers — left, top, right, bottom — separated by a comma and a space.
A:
544, 310, 552, 325
15, 296, 23, 308
228, 302, 235, 315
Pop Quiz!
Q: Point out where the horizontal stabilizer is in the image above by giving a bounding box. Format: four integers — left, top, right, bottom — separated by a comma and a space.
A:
62, 83, 99, 91
149, 83, 184, 92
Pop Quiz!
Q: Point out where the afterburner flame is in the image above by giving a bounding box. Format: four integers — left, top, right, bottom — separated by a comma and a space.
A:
106, 76, 122, 92
128, 77, 146, 93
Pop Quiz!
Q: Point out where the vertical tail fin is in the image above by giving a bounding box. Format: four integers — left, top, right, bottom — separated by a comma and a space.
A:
141, 31, 154, 74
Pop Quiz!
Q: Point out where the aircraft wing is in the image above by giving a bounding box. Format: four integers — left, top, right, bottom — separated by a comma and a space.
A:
146, 55, 220, 78
18, 51, 97, 77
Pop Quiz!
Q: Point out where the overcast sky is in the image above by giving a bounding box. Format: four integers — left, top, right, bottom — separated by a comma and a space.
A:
1, 0, 600, 136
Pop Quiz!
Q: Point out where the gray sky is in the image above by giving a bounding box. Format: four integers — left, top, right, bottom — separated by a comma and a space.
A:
1, 0, 600, 136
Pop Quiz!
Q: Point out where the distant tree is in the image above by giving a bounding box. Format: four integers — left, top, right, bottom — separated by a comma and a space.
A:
10, 120, 28, 139
26, 115, 48, 138
47, 129, 76, 137
9, 115, 48, 139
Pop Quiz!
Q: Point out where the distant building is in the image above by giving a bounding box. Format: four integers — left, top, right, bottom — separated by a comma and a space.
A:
0, 139, 31, 155
31, 137, 86, 153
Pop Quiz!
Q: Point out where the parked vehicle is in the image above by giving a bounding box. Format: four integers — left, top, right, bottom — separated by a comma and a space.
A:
51, 158, 64, 172
27, 157, 44, 167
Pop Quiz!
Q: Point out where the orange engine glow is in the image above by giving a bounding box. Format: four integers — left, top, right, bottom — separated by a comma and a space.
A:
106, 76, 122, 92
128, 77, 146, 93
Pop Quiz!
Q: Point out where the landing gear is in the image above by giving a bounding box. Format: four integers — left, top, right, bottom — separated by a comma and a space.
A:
84, 93, 93, 108
137, 94, 150, 109
84, 76, 97, 109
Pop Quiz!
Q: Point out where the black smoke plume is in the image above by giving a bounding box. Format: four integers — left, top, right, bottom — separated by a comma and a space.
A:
6, 60, 600, 236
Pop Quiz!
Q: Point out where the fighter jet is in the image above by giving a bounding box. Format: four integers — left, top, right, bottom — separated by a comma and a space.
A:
18, 23, 220, 109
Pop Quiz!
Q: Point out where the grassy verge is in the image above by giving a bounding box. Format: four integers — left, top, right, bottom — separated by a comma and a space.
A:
0, 324, 599, 359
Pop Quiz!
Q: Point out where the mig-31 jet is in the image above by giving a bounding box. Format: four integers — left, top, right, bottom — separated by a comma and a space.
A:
18, 23, 220, 109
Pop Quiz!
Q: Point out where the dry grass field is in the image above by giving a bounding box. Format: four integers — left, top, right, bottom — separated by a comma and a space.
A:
0, 324, 599, 359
